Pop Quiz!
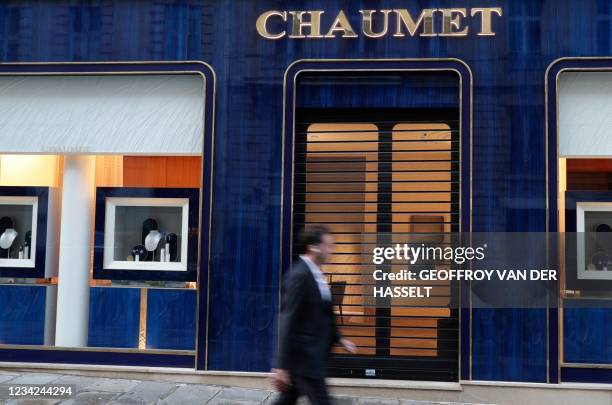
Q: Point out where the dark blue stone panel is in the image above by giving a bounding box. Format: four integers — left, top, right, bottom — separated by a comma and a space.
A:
561, 367, 612, 384
564, 305, 612, 364
297, 71, 459, 109
471, 308, 547, 382
146, 289, 196, 350
0, 347, 194, 368
88, 287, 140, 348
0, 285, 45, 345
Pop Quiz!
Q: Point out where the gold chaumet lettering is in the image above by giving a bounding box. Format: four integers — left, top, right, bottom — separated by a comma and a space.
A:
359, 9, 392, 38
255, 10, 287, 39
393, 9, 436, 37
439, 8, 469, 36
256, 7, 503, 40
289, 11, 324, 38
471, 7, 503, 36
324, 10, 358, 38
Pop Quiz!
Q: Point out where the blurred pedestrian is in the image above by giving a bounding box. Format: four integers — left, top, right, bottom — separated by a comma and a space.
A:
272, 225, 356, 405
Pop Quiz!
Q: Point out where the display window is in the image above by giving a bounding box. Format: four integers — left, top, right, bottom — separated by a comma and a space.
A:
556, 70, 612, 371
0, 154, 202, 351
0, 69, 211, 364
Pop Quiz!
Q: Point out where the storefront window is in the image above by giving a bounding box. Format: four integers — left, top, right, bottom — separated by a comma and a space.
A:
557, 71, 612, 367
0, 74, 204, 356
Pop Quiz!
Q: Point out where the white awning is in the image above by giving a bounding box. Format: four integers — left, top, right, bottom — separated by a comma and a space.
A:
0, 74, 204, 155
559, 72, 612, 157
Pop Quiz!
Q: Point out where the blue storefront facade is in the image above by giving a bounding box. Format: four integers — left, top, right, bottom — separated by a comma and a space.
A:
0, 0, 610, 388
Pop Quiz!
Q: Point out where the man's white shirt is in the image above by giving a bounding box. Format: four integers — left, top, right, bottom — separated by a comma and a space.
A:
300, 255, 332, 302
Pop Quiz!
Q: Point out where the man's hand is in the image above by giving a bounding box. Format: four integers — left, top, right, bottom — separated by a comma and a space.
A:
270, 368, 291, 392
339, 338, 357, 354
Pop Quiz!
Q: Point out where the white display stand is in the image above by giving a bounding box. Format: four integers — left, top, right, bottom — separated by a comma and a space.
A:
576, 201, 612, 280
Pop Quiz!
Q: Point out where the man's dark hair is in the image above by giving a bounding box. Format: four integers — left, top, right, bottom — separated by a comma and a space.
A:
297, 225, 331, 254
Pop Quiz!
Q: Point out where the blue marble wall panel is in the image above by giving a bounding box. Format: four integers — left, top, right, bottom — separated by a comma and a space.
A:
0, 285, 45, 345
0, 347, 195, 368
564, 305, 612, 364
561, 366, 612, 384
471, 308, 547, 382
296, 71, 459, 109
88, 287, 140, 348
146, 289, 196, 350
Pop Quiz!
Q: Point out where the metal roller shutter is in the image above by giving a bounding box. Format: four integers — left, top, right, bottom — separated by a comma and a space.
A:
291, 108, 460, 381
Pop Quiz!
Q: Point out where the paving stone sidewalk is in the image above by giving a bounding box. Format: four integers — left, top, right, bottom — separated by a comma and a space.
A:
0, 370, 488, 405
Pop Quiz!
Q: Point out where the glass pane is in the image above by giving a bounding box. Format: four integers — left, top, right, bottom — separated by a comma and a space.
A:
113, 205, 183, 263
0, 203, 34, 261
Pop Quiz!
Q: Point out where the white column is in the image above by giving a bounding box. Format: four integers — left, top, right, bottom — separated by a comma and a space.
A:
43, 187, 60, 345
55, 155, 95, 347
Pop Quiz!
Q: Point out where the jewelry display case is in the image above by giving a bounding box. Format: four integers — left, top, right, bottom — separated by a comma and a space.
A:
93, 187, 198, 281
576, 202, 612, 280
0, 186, 53, 279
565, 191, 612, 291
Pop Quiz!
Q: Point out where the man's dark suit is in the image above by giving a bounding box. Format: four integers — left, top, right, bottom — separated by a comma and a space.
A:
274, 257, 341, 405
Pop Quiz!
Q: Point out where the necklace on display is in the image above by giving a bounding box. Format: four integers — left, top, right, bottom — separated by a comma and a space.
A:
0, 228, 18, 258
145, 230, 163, 261
131, 244, 147, 262
142, 218, 159, 262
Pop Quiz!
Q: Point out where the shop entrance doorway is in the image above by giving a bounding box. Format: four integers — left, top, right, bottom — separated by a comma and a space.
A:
291, 108, 460, 381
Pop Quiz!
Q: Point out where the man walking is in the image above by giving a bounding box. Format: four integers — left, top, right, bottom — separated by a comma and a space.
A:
272, 225, 356, 405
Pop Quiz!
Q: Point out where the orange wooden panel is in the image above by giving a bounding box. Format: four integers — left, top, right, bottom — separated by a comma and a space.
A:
390, 348, 438, 357
393, 182, 451, 192
123, 156, 201, 188
306, 193, 378, 203
331, 346, 376, 355
393, 151, 451, 161
567, 158, 612, 173
306, 183, 378, 192
391, 328, 438, 338
305, 203, 376, 213
392, 161, 452, 171
409, 215, 445, 233
307, 142, 378, 152
123, 156, 167, 187
391, 338, 438, 349
390, 318, 438, 327
392, 141, 452, 151
392, 307, 451, 317
392, 203, 452, 212
165, 156, 202, 187
339, 325, 376, 336
392, 172, 451, 181
391, 213, 452, 223
392, 193, 452, 202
